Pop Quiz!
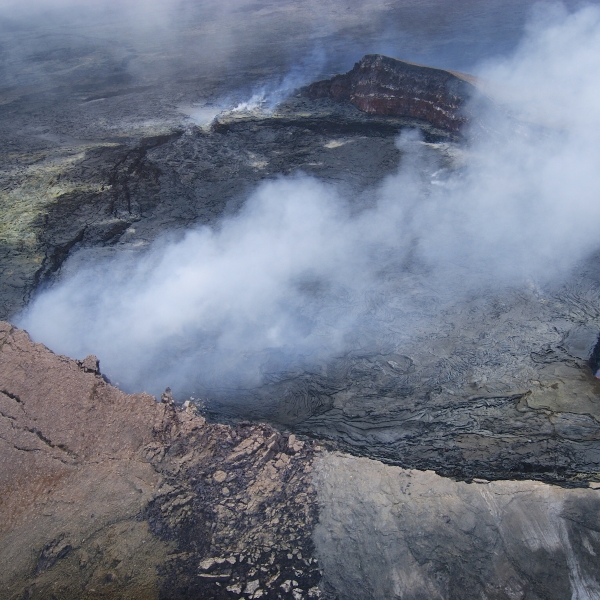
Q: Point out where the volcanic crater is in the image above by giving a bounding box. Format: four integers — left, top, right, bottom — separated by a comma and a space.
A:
2, 47, 600, 600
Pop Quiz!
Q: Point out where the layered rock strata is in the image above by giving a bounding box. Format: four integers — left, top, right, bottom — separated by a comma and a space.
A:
304, 54, 477, 132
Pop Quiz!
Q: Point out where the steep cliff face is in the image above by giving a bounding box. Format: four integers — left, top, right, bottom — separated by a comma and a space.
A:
305, 54, 477, 132
315, 454, 600, 600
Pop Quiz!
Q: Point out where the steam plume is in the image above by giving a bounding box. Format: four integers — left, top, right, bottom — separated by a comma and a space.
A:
18, 5, 600, 400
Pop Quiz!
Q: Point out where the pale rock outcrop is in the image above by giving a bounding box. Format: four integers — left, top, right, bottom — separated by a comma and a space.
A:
314, 453, 600, 600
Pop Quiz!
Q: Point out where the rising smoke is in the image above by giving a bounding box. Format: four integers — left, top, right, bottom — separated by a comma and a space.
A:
17, 4, 600, 399
1, 0, 571, 94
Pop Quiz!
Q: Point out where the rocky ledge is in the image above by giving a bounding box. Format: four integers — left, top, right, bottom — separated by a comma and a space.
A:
2, 322, 600, 599
303, 54, 478, 133
0, 322, 320, 599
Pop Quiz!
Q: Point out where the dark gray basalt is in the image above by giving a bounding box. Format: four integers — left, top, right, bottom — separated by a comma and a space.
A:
589, 335, 600, 376
0, 100, 410, 322
204, 271, 600, 486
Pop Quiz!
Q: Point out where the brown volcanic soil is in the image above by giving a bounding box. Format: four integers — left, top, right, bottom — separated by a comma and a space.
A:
0, 322, 321, 599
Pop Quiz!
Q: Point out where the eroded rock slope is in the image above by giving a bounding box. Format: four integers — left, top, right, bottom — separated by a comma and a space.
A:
0, 322, 320, 599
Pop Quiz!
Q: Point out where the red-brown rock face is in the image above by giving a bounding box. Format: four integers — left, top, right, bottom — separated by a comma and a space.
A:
305, 54, 476, 132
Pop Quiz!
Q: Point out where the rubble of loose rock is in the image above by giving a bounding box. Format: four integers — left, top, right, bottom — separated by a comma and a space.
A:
0, 322, 321, 599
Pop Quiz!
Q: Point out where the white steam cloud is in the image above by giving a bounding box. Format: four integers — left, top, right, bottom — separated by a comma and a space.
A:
230, 48, 328, 113
18, 5, 600, 398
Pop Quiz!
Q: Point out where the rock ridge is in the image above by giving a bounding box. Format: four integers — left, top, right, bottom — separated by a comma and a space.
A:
2, 322, 600, 599
0, 322, 321, 599
304, 54, 477, 132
